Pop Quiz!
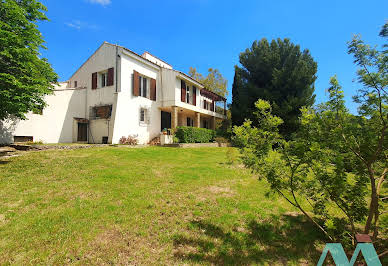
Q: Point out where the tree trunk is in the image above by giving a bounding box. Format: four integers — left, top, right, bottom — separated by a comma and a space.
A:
364, 166, 377, 235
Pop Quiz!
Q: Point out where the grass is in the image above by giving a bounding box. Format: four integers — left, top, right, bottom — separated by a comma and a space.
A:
0, 147, 327, 265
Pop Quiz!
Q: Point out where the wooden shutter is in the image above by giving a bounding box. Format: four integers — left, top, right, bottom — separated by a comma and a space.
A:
133, 70, 140, 96
150, 78, 156, 101
181, 80, 186, 102
192, 86, 196, 106
92, 72, 97, 90
107, 67, 114, 86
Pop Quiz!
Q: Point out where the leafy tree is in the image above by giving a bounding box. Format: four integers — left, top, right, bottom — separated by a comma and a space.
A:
231, 38, 317, 138
188, 67, 228, 98
0, 0, 58, 120
233, 24, 387, 246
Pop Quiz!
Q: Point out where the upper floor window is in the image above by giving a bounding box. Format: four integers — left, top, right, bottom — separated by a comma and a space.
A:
100, 72, 107, 88
139, 76, 148, 98
186, 85, 190, 104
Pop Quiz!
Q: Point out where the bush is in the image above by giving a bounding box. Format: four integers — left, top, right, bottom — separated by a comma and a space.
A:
226, 147, 239, 165
175, 126, 215, 143
119, 135, 138, 145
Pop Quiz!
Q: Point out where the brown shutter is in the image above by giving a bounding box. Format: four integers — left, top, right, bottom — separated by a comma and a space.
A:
150, 78, 156, 101
92, 72, 97, 90
192, 86, 196, 106
107, 67, 114, 86
133, 70, 140, 96
181, 80, 186, 102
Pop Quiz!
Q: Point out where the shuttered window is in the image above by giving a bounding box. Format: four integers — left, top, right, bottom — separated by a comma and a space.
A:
150, 78, 156, 101
133, 70, 140, 96
92, 72, 97, 90
107, 67, 114, 86
181, 80, 186, 102
193, 86, 197, 106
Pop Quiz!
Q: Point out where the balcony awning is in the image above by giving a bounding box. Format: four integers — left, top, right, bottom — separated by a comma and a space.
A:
200, 88, 226, 101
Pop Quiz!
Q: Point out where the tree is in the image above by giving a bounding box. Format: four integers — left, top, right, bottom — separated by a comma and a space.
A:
0, 0, 58, 120
233, 23, 387, 247
188, 67, 228, 98
231, 38, 317, 138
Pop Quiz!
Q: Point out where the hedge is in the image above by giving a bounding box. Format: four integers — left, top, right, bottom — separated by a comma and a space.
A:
175, 126, 216, 143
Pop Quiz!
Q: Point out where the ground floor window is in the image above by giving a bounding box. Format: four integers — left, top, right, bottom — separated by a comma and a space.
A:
187, 117, 194, 127
202, 120, 209, 129
13, 136, 33, 143
140, 108, 149, 125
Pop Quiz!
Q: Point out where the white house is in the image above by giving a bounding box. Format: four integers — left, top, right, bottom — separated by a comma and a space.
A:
0, 42, 226, 144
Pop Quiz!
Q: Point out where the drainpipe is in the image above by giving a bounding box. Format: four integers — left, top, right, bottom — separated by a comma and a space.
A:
115, 45, 119, 93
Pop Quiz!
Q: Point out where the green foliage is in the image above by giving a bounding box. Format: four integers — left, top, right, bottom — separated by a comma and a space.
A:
225, 147, 239, 165
188, 67, 228, 98
175, 126, 215, 143
0, 0, 58, 120
233, 23, 388, 245
231, 38, 317, 138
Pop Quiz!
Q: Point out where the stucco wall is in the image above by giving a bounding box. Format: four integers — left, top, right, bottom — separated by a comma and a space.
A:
67, 43, 118, 144
0, 85, 86, 144
112, 51, 162, 144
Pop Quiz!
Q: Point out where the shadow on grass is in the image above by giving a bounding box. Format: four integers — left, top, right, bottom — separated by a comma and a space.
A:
173, 214, 326, 265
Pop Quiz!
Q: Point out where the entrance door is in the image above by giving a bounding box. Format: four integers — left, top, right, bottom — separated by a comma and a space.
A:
77, 123, 88, 141
161, 111, 171, 131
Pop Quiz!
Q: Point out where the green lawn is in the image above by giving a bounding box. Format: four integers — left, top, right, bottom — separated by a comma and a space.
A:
0, 147, 326, 265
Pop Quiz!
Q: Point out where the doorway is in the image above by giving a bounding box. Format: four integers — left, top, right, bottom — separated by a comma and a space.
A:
161, 111, 171, 131
77, 123, 88, 142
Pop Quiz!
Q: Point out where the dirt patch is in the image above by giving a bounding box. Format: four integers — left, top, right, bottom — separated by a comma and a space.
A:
80, 227, 165, 265
0, 214, 7, 225
196, 186, 236, 202
4, 200, 22, 208
208, 186, 235, 196
284, 211, 300, 217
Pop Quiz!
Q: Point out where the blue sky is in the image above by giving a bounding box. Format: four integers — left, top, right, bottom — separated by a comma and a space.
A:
39, 0, 387, 113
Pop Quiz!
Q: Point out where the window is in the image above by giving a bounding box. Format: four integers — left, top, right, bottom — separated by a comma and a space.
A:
100, 72, 107, 88
203, 120, 209, 129
186, 84, 190, 104
187, 117, 194, 127
91, 105, 112, 119
203, 100, 209, 110
99, 71, 108, 88
74, 81, 77, 88
139, 108, 149, 124
139, 75, 148, 98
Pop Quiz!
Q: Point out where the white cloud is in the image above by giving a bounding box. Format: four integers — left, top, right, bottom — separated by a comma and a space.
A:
65, 20, 99, 30
87, 0, 111, 6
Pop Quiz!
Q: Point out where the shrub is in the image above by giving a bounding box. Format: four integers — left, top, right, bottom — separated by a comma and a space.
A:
175, 126, 215, 143
119, 135, 138, 145
226, 147, 239, 165
26, 140, 44, 145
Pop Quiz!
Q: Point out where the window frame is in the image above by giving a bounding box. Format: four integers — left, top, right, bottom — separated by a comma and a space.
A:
100, 71, 108, 88
139, 107, 149, 125
186, 84, 190, 104
139, 75, 149, 98
187, 117, 194, 127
